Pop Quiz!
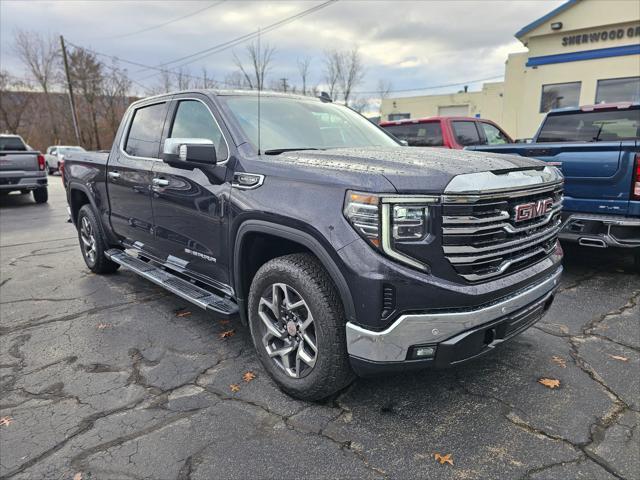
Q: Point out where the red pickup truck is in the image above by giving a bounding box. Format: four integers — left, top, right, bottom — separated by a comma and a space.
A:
380, 116, 513, 149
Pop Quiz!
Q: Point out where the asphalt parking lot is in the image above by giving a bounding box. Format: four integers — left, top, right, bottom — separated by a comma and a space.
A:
0, 179, 638, 480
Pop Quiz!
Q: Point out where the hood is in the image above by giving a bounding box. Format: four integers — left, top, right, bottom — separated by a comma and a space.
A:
266, 147, 545, 193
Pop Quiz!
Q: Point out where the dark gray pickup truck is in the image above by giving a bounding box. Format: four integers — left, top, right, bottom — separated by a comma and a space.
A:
63, 90, 564, 400
0, 134, 48, 203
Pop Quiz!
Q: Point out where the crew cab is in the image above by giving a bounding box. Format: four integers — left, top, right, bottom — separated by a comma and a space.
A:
380, 116, 512, 149
468, 103, 639, 266
63, 90, 563, 400
0, 134, 48, 203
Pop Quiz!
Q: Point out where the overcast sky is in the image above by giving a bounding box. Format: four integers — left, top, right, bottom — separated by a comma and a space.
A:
0, 0, 564, 101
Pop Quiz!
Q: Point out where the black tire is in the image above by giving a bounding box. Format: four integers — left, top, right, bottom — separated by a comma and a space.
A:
248, 253, 355, 401
33, 187, 48, 203
77, 204, 120, 274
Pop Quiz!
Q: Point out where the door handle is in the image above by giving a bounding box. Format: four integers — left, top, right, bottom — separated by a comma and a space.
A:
152, 178, 169, 187
108, 171, 121, 179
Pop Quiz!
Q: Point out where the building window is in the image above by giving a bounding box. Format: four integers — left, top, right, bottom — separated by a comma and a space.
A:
596, 77, 640, 104
540, 82, 581, 113
388, 113, 410, 121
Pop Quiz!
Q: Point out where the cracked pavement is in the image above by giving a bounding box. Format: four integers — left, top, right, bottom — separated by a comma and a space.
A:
1, 181, 638, 480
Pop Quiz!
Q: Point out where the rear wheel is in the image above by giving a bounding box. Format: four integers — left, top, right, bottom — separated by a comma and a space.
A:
248, 253, 355, 401
33, 187, 48, 203
77, 204, 120, 274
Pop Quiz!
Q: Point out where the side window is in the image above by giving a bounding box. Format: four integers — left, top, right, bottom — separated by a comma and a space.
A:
417, 123, 443, 146
480, 123, 509, 145
170, 100, 228, 160
452, 121, 481, 146
124, 103, 167, 158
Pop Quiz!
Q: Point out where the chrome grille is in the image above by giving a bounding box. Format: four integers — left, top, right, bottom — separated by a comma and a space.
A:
442, 184, 563, 282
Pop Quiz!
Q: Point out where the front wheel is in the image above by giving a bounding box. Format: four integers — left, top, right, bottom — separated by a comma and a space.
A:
248, 253, 355, 401
33, 187, 48, 203
77, 204, 120, 274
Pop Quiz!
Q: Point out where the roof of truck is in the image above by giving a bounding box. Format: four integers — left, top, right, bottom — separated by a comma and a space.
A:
547, 102, 639, 115
131, 89, 324, 107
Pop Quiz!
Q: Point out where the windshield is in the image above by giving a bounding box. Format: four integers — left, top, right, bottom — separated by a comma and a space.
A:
220, 96, 399, 153
537, 108, 640, 142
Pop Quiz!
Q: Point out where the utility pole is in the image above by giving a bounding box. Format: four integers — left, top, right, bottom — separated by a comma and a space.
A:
280, 77, 289, 93
60, 35, 81, 145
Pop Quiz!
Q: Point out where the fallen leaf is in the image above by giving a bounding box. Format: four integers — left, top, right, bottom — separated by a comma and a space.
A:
73, 473, 83, 480
0, 416, 13, 427
434, 452, 454, 466
96, 323, 112, 329
551, 355, 567, 368
242, 371, 256, 382
176, 310, 192, 318
229, 384, 240, 393
538, 378, 561, 389
608, 354, 629, 362
219, 329, 235, 339
219, 319, 230, 325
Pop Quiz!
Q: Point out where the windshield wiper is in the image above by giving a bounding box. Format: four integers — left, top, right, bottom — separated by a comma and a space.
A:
263, 148, 321, 155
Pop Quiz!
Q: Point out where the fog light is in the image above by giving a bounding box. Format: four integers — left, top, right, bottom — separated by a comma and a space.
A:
413, 346, 436, 359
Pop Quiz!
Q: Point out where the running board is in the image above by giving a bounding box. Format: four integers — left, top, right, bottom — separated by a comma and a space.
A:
105, 249, 238, 317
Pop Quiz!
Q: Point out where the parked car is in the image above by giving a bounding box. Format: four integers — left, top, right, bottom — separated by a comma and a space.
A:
467, 102, 639, 268
0, 134, 48, 203
380, 116, 512, 149
45, 145, 85, 174
63, 90, 563, 400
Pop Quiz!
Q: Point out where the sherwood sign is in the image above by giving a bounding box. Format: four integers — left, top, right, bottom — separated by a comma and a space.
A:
562, 25, 640, 46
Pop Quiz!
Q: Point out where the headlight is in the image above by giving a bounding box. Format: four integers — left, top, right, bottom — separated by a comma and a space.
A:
392, 205, 429, 240
344, 191, 438, 270
343, 191, 381, 247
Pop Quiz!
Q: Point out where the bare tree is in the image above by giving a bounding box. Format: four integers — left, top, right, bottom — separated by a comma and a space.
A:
102, 62, 131, 138
0, 71, 34, 133
350, 96, 369, 114
13, 29, 61, 141
151, 69, 173, 94
233, 41, 276, 90
68, 46, 103, 149
200, 67, 217, 89
223, 71, 249, 89
323, 49, 341, 101
297, 56, 312, 95
175, 67, 192, 90
338, 47, 365, 106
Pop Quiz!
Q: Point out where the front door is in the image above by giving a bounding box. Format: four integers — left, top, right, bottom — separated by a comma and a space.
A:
150, 96, 232, 290
107, 101, 169, 253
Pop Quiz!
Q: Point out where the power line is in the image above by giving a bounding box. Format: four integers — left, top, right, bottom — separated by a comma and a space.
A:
352, 75, 505, 95
103, 1, 228, 40
152, 0, 337, 70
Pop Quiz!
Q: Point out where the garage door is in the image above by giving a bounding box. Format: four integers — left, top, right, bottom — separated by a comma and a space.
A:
438, 105, 469, 116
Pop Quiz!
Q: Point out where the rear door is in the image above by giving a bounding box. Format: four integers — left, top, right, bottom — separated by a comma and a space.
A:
150, 94, 232, 288
107, 100, 169, 251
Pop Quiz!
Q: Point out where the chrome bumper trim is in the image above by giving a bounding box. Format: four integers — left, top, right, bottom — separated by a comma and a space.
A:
345, 267, 562, 362
560, 214, 640, 248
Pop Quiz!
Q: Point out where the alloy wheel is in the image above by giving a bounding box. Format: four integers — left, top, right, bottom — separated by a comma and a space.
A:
80, 216, 97, 264
258, 283, 318, 378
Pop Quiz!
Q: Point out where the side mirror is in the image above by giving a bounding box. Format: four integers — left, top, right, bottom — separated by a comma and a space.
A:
162, 138, 217, 168
399, 140, 409, 146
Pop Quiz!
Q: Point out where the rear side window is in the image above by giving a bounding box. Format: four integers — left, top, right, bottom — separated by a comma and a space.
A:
452, 121, 481, 146
383, 123, 443, 146
480, 123, 510, 145
537, 109, 640, 142
0, 136, 27, 151
169, 100, 228, 159
124, 103, 167, 158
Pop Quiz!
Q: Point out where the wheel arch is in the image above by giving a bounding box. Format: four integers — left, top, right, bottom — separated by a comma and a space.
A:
233, 220, 356, 326
68, 182, 98, 226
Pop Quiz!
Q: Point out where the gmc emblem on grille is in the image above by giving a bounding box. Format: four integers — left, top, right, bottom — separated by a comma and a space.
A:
514, 198, 553, 222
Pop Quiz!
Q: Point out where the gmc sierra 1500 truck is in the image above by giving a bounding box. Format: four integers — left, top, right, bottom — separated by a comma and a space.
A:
468, 103, 639, 268
64, 90, 563, 400
0, 134, 48, 203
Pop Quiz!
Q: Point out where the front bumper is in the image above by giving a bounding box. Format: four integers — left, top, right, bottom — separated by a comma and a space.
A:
560, 213, 640, 248
346, 267, 561, 373
0, 170, 47, 191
